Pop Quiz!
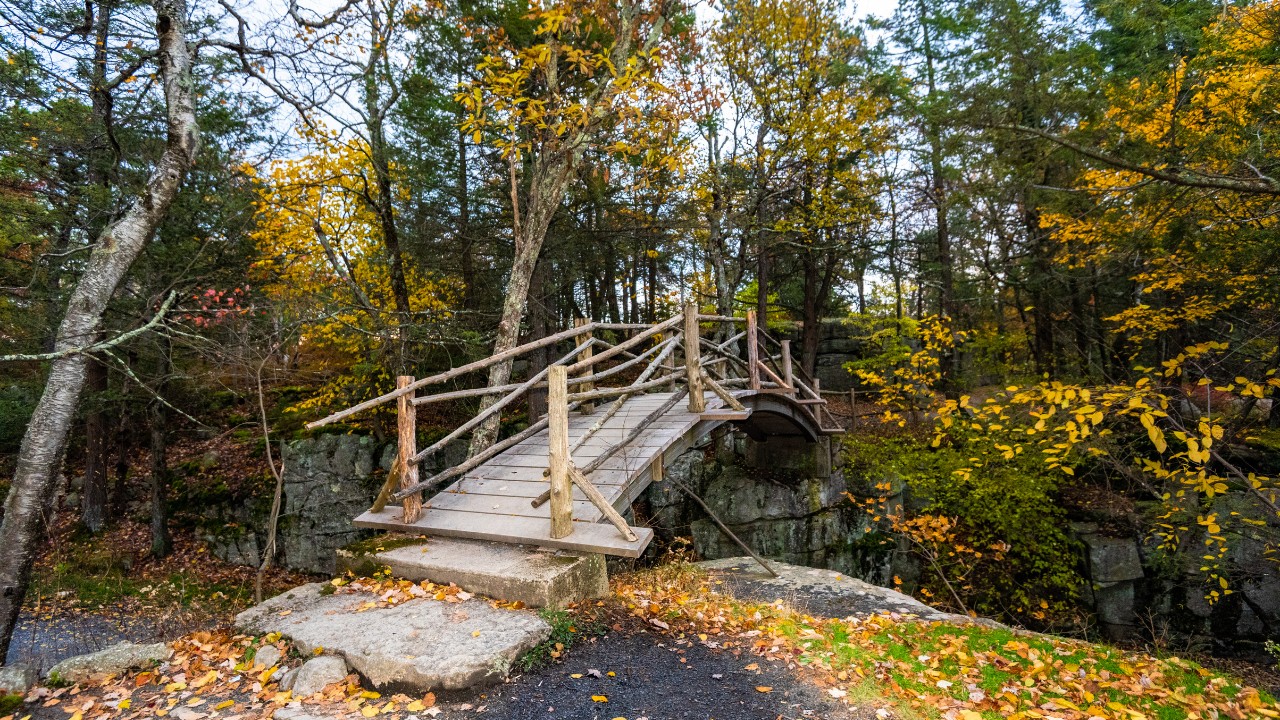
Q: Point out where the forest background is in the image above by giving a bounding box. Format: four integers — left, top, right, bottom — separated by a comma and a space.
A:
1, 0, 1278, 659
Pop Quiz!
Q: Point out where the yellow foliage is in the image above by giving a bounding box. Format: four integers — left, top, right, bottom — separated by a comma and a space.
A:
1043, 1, 1280, 341
249, 126, 459, 414
932, 339, 1277, 602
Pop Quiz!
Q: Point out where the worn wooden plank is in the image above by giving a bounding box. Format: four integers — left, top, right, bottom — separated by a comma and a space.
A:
447, 477, 620, 499
426, 491, 603, 522
353, 507, 654, 558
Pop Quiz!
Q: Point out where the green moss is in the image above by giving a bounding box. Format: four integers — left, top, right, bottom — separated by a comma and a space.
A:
517, 609, 604, 672
1245, 428, 1280, 453
339, 535, 425, 557
0, 693, 23, 714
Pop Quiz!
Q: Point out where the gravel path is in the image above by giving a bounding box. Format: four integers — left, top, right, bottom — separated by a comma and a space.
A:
441, 621, 861, 720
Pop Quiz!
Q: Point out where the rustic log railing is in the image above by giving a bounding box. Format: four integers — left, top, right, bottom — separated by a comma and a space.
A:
308, 303, 843, 543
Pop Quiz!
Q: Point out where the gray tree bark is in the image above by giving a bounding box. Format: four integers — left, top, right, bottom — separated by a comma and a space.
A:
0, 0, 198, 663
467, 0, 676, 457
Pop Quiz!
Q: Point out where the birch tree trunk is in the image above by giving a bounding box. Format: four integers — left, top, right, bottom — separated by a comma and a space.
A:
0, 0, 198, 663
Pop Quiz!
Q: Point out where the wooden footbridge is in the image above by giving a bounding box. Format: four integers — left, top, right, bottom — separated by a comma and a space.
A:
307, 304, 844, 557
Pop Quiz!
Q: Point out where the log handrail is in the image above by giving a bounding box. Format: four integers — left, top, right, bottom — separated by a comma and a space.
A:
306, 320, 609, 429
323, 308, 848, 537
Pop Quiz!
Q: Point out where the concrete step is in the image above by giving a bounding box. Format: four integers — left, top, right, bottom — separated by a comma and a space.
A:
335, 535, 608, 609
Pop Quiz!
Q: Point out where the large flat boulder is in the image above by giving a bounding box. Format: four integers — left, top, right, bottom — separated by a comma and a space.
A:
697, 557, 1001, 627
336, 536, 608, 608
236, 583, 550, 691
46, 642, 170, 684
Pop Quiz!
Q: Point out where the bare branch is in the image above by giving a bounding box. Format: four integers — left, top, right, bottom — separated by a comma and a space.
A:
995, 124, 1280, 196
0, 292, 179, 363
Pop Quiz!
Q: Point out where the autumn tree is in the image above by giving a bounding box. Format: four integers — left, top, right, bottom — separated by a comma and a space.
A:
713, 0, 888, 370
459, 0, 688, 453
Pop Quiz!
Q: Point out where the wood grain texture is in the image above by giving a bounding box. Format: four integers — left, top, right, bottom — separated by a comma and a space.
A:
396, 376, 422, 523
548, 366, 573, 539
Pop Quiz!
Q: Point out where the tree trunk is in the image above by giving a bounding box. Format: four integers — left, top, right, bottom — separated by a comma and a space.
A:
455, 68, 477, 313
919, 3, 956, 392
468, 0, 672, 456
148, 415, 171, 557
800, 249, 838, 376
0, 0, 197, 662
112, 418, 130, 515
81, 356, 109, 534
363, 0, 412, 369
526, 258, 551, 420
756, 248, 769, 324
468, 153, 566, 455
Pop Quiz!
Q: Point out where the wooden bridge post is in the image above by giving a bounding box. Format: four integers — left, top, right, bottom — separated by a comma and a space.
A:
684, 301, 705, 413
547, 365, 574, 539
396, 376, 423, 523
574, 317, 595, 414
746, 310, 761, 391
781, 340, 794, 392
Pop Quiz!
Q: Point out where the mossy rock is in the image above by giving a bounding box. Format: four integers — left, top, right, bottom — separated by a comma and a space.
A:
335, 534, 426, 576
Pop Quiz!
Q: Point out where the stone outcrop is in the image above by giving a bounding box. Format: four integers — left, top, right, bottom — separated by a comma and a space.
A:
643, 430, 900, 587
698, 557, 1002, 627
203, 434, 466, 574
46, 642, 170, 684
0, 664, 35, 695
236, 582, 550, 691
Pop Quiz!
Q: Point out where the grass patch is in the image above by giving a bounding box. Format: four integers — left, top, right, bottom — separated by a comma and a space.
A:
614, 563, 1279, 720
0, 693, 24, 715
517, 608, 604, 672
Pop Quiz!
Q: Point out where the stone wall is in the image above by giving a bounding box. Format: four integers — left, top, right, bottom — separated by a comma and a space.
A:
1070, 520, 1279, 660
777, 319, 864, 392
639, 428, 903, 587
202, 433, 467, 575
641, 429, 1278, 661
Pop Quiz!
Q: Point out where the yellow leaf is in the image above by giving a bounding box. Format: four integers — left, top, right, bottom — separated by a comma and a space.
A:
592, 695, 609, 702
215, 700, 235, 710
361, 705, 378, 717
755, 686, 773, 693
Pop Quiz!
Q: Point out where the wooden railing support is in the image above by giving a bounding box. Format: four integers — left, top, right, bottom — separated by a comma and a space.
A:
684, 302, 705, 413
574, 317, 595, 414
781, 340, 794, 391
660, 330, 676, 390
547, 365, 573, 539
396, 376, 423, 523
746, 310, 761, 390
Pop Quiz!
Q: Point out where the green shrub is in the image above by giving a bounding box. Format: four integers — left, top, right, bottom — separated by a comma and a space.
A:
844, 433, 1082, 627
